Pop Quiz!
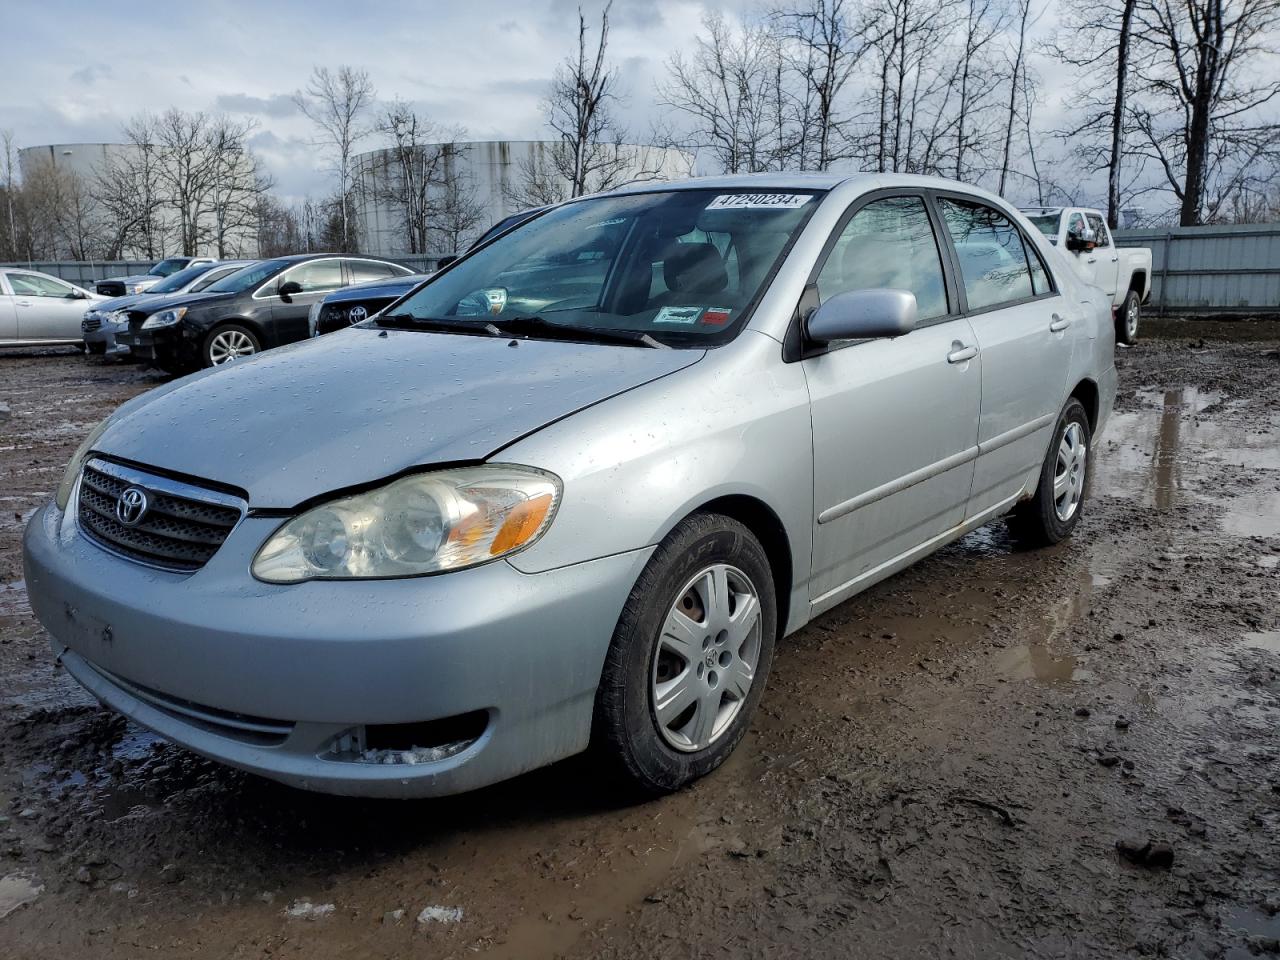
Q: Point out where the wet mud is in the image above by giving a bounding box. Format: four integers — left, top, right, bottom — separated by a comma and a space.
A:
1, 331, 1278, 959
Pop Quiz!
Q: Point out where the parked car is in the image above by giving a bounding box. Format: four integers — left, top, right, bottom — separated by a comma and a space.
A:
83, 261, 257, 356
116, 254, 415, 372
1021, 207, 1152, 344
309, 272, 430, 336
0, 269, 103, 348
24, 174, 1117, 799
95, 257, 218, 298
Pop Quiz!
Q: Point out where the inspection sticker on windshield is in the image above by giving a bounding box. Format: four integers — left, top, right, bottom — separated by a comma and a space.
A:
707, 193, 811, 210
654, 306, 703, 325
700, 307, 732, 325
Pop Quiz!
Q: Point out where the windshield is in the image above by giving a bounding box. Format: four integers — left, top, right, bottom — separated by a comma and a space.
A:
1026, 214, 1060, 243
148, 258, 189, 277
204, 259, 289, 294
391, 189, 821, 346
148, 262, 219, 294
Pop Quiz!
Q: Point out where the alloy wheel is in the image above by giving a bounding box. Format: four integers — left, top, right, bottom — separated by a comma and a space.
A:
1126, 298, 1139, 338
651, 563, 762, 753
1053, 421, 1087, 521
208, 329, 256, 364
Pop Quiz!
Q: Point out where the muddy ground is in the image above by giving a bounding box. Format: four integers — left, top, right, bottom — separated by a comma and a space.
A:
1, 326, 1278, 959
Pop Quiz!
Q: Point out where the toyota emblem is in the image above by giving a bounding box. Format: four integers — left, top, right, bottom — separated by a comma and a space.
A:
115, 486, 150, 526
348, 305, 367, 325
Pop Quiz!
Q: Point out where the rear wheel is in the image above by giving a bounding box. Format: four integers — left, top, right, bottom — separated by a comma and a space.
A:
594, 513, 776, 796
203, 324, 260, 367
1116, 289, 1140, 345
1009, 398, 1091, 547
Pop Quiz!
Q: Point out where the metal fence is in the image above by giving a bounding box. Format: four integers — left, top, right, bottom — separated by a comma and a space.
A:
1113, 223, 1280, 316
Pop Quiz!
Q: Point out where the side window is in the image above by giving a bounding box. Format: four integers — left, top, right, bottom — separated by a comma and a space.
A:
815, 196, 948, 321
1067, 213, 1087, 241
1026, 240, 1052, 296
281, 260, 344, 294
10, 273, 73, 298
347, 260, 400, 283
1086, 213, 1110, 247
939, 198, 1035, 311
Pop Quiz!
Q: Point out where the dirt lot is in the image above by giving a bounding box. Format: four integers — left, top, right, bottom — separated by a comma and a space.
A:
1, 326, 1278, 959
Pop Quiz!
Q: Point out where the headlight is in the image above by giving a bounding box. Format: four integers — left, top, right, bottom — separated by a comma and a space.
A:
55, 418, 110, 510
251, 465, 561, 583
141, 307, 187, 330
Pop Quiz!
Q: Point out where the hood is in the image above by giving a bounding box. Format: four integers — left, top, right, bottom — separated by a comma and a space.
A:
93, 327, 704, 508
94, 292, 154, 313
326, 274, 430, 304
125, 290, 235, 318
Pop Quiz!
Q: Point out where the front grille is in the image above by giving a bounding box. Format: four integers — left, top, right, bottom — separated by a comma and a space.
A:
88, 662, 293, 746
77, 460, 244, 572
82, 316, 102, 333
96, 281, 125, 297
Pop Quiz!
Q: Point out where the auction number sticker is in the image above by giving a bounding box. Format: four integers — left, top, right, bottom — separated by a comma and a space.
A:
707, 194, 812, 210
654, 306, 703, 324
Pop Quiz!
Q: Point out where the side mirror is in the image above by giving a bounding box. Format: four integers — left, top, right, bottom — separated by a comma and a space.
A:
68, 290, 89, 300
278, 280, 303, 301
806, 288, 917, 344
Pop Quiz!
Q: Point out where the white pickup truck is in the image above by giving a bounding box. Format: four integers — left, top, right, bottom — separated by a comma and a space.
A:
1021, 207, 1152, 345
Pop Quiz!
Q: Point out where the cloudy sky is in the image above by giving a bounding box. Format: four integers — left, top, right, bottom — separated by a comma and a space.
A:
5, 0, 733, 200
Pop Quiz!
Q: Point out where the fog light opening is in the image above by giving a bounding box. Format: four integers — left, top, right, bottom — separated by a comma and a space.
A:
326, 710, 489, 766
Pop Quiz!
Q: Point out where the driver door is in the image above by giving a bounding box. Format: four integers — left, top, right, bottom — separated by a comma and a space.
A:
804, 194, 981, 611
7, 272, 87, 341
268, 258, 345, 344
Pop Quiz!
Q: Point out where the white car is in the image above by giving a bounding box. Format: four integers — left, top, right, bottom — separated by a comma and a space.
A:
0, 269, 104, 348
1022, 207, 1152, 345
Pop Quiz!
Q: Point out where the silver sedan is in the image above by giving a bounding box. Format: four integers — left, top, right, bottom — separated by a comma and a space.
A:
24, 173, 1117, 798
0, 269, 103, 348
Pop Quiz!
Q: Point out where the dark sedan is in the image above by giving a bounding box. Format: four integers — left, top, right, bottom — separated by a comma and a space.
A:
116, 254, 414, 372
310, 273, 430, 336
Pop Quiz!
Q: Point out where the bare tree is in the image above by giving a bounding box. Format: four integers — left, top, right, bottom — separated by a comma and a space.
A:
1130, 0, 1280, 224
548, 2, 619, 197
434, 146, 486, 254
1, 130, 20, 261
93, 115, 167, 258
369, 100, 453, 254
294, 66, 376, 250
998, 0, 1038, 195
773, 0, 867, 169
661, 12, 790, 173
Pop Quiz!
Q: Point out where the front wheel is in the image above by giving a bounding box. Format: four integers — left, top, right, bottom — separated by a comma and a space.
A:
1009, 398, 1091, 547
593, 513, 776, 796
203, 324, 261, 367
1116, 290, 1140, 345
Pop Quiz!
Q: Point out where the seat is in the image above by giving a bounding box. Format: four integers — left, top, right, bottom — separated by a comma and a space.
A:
650, 243, 728, 308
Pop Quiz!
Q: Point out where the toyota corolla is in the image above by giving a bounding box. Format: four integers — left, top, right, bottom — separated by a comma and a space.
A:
24, 174, 1116, 798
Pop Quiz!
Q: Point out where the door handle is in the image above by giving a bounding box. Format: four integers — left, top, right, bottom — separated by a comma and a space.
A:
15, 299, 31, 307
1085, 257, 1097, 264
1050, 314, 1071, 333
1110, 256, 1119, 262
947, 343, 979, 364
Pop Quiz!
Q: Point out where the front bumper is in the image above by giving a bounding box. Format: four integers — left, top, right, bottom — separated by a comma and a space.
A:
24, 501, 650, 797
83, 321, 128, 355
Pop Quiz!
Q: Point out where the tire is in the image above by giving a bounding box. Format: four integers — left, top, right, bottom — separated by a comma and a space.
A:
593, 513, 777, 796
203, 323, 261, 368
1116, 289, 1140, 345
1009, 398, 1091, 547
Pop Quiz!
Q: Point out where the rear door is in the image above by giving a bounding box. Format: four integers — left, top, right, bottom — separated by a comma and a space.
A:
804, 193, 982, 609
267, 258, 345, 345
935, 195, 1075, 512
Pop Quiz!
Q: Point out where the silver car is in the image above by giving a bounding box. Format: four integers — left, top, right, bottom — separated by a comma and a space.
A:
0, 269, 104, 348
83, 261, 257, 356
24, 174, 1117, 798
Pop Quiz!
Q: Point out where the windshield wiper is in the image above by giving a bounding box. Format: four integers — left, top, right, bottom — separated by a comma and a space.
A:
376, 313, 502, 336
491, 315, 666, 349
